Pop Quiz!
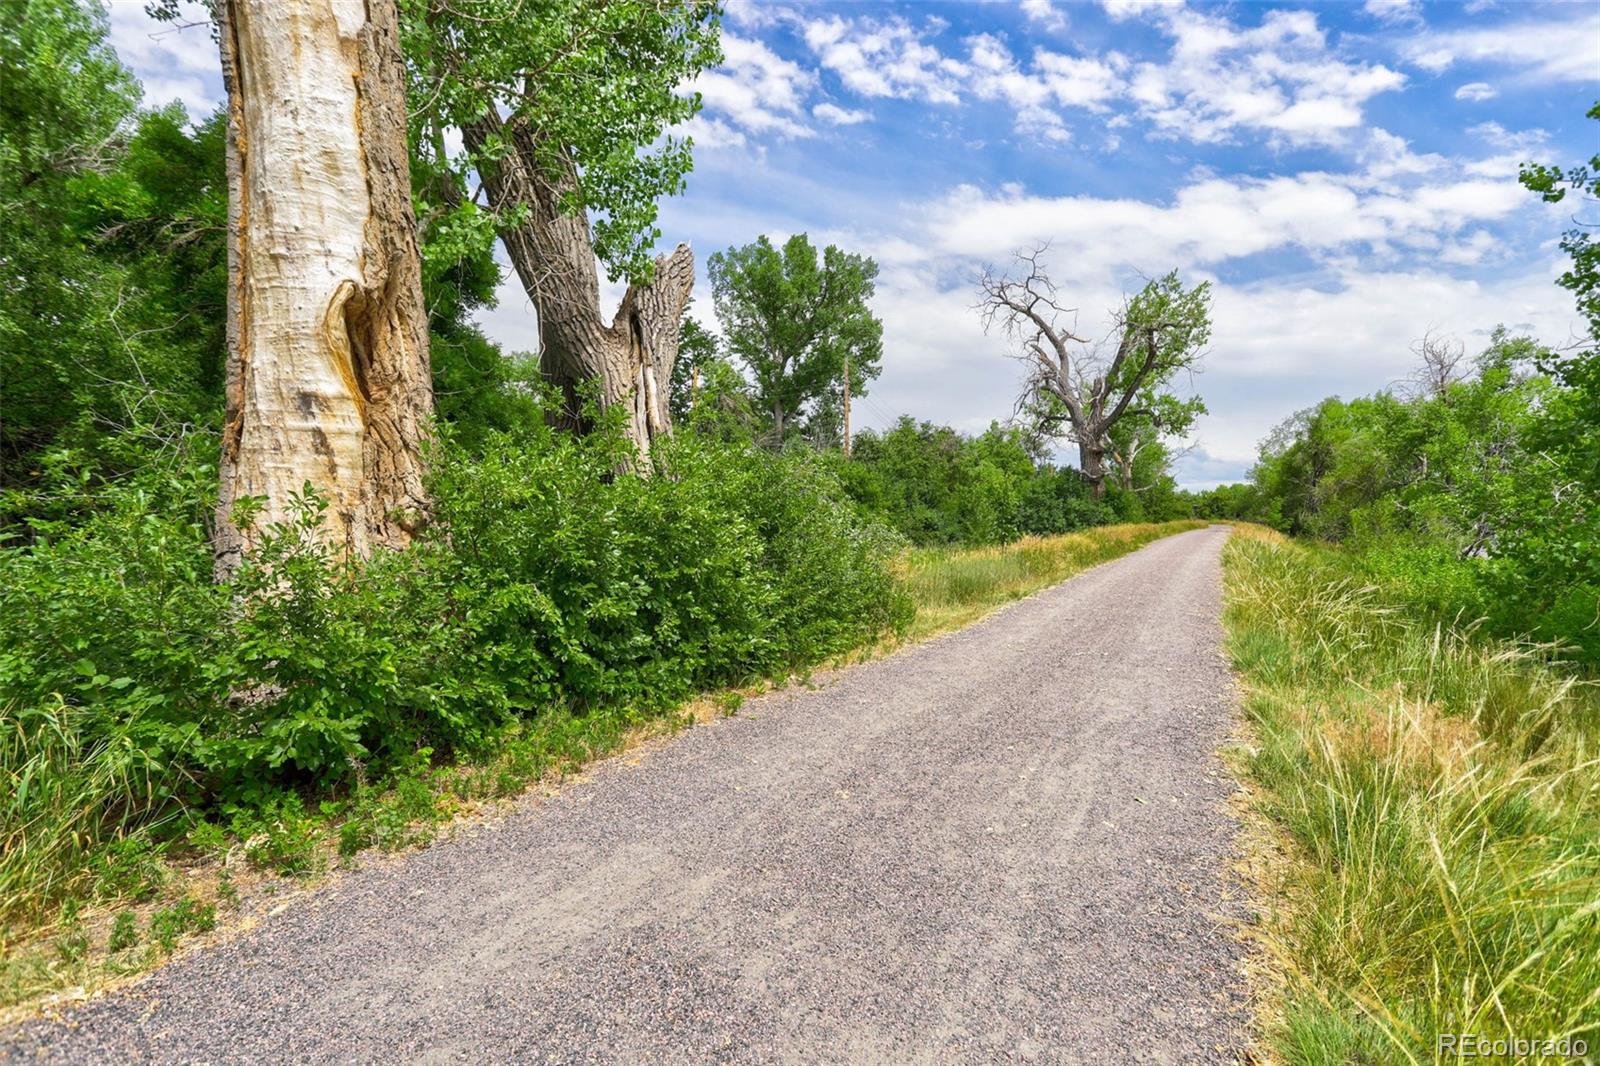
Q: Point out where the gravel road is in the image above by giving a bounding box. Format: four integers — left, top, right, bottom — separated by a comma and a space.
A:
4, 526, 1247, 1065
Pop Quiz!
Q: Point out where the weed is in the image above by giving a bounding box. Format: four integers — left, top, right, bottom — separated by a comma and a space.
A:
106, 911, 138, 953
52, 900, 87, 966
148, 897, 215, 954
230, 797, 321, 877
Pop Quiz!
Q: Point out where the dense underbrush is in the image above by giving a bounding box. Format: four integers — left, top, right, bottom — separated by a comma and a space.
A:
0, 417, 910, 941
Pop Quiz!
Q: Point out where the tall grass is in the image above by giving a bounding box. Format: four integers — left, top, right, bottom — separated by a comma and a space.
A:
1, 696, 182, 926
1224, 526, 1600, 1063
902, 520, 1208, 641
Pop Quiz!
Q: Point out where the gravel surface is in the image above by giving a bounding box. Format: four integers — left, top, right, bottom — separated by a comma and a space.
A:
3, 526, 1248, 1065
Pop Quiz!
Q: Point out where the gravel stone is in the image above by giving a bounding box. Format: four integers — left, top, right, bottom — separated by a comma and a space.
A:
2, 526, 1248, 1064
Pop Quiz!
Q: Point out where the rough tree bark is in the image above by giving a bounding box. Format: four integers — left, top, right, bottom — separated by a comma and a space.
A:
214, 0, 432, 579
463, 110, 692, 464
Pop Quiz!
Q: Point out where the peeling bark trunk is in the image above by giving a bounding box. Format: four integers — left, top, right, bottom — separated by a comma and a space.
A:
1079, 438, 1109, 499
215, 0, 432, 579
463, 112, 692, 466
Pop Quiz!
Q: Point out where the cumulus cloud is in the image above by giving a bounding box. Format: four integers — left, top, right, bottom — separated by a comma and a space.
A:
1362, 0, 1423, 25
914, 135, 1526, 275
1125, 7, 1405, 146
740, 4, 1406, 151
1100, 0, 1161, 22
1020, 0, 1066, 32
801, 14, 969, 104
813, 102, 872, 126
689, 34, 817, 140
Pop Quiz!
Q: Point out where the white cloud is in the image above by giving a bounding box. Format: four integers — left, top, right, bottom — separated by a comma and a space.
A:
1100, 0, 1161, 22
680, 115, 749, 150
965, 33, 1067, 141
1035, 50, 1124, 109
813, 102, 872, 126
723, 0, 789, 30
1402, 12, 1600, 81
1453, 81, 1498, 102
801, 14, 969, 104
1020, 0, 1066, 32
789, 4, 1400, 150
689, 34, 817, 140
1363, 0, 1424, 25
1126, 7, 1406, 146
106, 1, 222, 120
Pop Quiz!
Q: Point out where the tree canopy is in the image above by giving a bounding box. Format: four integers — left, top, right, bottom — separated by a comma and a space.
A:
402, 0, 721, 284
707, 233, 884, 447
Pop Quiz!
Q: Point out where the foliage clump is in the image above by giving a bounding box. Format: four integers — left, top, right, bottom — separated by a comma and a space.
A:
0, 406, 910, 926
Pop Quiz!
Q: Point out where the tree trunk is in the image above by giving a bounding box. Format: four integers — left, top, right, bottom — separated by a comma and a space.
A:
214, 0, 432, 579
463, 111, 692, 465
1079, 438, 1109, 498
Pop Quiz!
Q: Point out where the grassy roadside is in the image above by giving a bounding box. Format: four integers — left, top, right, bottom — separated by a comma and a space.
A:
900, 520, 1207, 642
1, 519, 1206, 1020
1221, 525, 1600, 1063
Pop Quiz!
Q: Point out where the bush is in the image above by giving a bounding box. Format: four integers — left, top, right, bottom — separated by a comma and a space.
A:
0, 409, 910, 924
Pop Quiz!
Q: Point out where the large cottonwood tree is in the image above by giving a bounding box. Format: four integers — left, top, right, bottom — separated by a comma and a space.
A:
707, 234, 883, 448
406, 1, 720, 462
212, 0, 432, 577
980, 249, 1210, 498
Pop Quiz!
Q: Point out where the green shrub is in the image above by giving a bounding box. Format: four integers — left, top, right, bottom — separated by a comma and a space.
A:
0, 406, 910, 928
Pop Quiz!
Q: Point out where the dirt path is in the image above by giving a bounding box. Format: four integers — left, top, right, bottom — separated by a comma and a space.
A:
3, 527, 1247, 1064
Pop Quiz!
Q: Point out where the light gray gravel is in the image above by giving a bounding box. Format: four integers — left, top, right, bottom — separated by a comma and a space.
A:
3, 526, 1247, 1065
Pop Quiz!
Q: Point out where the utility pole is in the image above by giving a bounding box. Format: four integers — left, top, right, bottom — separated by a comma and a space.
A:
842, 353, 852, 458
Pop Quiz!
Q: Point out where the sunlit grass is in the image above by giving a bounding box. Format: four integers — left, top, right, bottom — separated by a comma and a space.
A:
1223, 525, 1600, 1063
901, 520, 1208, 641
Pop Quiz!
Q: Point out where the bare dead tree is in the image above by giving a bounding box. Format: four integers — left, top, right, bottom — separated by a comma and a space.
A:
1406, 329, 1468, 400
978, 246, 1211, 497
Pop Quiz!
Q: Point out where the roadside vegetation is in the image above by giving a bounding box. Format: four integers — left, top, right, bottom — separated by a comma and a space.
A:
901, 520, 1206, 641
0, 517, 1197, 1015
1224, 526, 1600, 1063
1197, 107, 1599, 674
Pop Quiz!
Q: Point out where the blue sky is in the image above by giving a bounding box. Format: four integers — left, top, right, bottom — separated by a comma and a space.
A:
107, 0, 1599, 487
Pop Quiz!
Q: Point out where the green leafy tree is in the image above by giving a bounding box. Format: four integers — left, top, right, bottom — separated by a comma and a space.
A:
670, 318, 719, 423
1518, 104, 1600, 649
1519, 103, 1600, 355
1, 0, 141, 484
404, 0, 721, 455
1105, 393, 1206, 494
706, 234, 884, 447
1244, 328, 1598, 662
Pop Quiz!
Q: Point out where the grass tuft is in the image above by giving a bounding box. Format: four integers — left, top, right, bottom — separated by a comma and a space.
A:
1223, 526, 1600, 1063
